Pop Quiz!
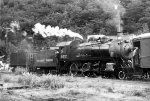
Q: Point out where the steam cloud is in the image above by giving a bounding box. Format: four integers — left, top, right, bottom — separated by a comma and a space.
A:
10, 21, 20, 31
32, 23, 83, 40
96, 0, 126, 32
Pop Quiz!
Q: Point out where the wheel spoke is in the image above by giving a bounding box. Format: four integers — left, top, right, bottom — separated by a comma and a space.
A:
69, 63, 78, 76
118, 70, 126, 80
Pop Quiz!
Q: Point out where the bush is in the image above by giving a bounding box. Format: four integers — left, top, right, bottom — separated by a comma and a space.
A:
1, 72, 65, 89
13, 67, 28, 75
132, 90, 146, 97
2, 75, 12, 83
107, 87, 114, 93
17, 73, 65, 89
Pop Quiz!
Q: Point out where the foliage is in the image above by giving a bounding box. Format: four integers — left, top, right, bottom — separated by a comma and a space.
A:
0, 0, 118, 36
122, 0, 150, 33
1, 0, 150, 54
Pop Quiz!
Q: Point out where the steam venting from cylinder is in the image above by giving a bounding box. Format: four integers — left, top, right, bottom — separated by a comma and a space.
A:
32, 23, 83, 40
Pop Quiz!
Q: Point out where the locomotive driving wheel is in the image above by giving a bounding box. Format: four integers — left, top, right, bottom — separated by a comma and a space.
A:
143, 72, 150, 79
69, 63, 78, 76
118, 70, 126, 80
81, 63, 91, 77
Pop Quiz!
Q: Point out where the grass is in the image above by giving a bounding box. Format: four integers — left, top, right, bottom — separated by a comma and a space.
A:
132, 90, 146, 97
1, 72, 150, 101
2, 74, 13, 83
0, 74, 1, 79
107, 87, 115, 93
3, 77, 11, 83
17, 73, 65, 89
1, 73, 65, 89
13, 67, 28, 75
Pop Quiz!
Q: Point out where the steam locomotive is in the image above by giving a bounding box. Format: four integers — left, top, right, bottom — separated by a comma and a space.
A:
10, 33, 150, 79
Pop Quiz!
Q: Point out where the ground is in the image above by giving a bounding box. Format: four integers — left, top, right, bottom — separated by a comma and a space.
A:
0, 72, 150, 101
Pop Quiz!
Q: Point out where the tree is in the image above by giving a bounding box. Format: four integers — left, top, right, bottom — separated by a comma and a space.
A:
142, 23, 149, 33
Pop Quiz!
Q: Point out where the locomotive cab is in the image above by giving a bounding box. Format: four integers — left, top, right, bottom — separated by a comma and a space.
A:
132, 41, 140, 67
132, 33, 150, 69
132, 33, 150, 78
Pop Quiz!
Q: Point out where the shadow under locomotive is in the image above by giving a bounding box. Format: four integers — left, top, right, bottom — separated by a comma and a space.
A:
9, 34, 150, 80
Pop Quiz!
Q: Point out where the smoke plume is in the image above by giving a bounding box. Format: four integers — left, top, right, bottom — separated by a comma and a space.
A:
96, 0, 126, 32
32, 23, 83, 40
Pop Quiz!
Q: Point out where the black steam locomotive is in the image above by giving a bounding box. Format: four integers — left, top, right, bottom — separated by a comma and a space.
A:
10, 33, 150, 79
